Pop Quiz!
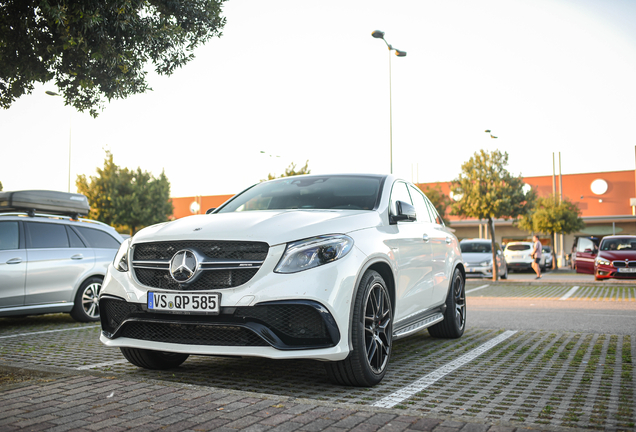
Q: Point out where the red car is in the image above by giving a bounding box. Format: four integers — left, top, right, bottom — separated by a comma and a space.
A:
577, 235, 636, 281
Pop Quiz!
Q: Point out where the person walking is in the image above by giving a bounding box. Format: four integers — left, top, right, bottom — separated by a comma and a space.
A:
531, 235, 542, 279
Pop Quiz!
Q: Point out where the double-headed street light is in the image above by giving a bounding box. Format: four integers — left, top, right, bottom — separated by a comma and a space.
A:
46, 91, 72, 192
372, 30, 406, 174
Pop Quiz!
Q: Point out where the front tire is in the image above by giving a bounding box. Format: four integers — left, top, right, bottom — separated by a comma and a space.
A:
120, 348, 189, 370
325, 270, 393, 386
428, 268, 466, 339
70, 277, 102, 322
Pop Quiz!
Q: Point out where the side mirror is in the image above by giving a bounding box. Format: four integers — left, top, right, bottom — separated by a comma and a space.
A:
206, 208, 216, 214
584, 248, 593, 254
392, 200, 416, 223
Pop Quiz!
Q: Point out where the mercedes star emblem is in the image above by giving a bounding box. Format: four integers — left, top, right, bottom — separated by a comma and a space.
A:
170, 250, 198, 283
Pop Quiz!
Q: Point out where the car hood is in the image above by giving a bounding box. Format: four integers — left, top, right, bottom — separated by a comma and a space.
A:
133, 210, 382, 246
598, 250, 636, 261
461, 252, 492, 263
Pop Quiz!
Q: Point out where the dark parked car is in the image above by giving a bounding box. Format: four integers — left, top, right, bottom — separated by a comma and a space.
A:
578, 235, 636, 281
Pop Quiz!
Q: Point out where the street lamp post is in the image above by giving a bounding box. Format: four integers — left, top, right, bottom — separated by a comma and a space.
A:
372, 30, 406, 174
46, 91, 72, 193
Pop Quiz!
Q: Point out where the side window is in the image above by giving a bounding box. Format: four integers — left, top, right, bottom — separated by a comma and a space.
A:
577, 237, 594, 253
0, 221, 20, 250
389, 182, 412, 216
75, 227, 121, 249
424, 197, 444, 226
27, 222, 69, 248
408, 186, 432, 223
66, 226, 86, 248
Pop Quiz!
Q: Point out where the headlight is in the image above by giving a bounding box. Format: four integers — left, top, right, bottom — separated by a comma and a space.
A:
113, 238, 131, 272
596, 257, 611, 266
275, 235, 354, 274
480, 260, 491, 267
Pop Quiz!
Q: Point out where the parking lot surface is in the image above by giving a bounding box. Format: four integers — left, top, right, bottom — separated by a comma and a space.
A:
1, 281, 634, 431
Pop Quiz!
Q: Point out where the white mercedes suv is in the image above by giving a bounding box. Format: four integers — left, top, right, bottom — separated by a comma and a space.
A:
99, 174, 465, 386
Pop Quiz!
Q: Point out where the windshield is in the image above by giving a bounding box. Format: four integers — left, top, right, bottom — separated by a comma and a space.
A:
506, 244, 530, 251
216, 175, 384, 213
460, 242, 492, 253
600, 237, 636, 251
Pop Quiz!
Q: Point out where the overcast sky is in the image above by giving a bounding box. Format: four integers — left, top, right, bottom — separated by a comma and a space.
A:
2, 0, 635, 198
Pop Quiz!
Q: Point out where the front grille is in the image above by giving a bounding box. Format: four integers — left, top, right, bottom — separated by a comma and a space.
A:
133, 241, 269, 261
131, 240, 269, 290
121, 322, 268, 346
134, 268, 259, 290
612, 261, 636, 268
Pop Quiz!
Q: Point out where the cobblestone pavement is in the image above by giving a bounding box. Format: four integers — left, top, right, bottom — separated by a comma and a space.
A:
0, 373, 560, 432
0, 284, 634, 431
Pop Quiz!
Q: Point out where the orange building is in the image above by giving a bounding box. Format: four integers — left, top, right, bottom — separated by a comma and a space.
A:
171, 170, 636, 263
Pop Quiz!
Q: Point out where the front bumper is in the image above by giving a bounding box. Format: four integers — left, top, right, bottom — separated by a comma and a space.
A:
98, 243, 367, 361
465, 266, 493, 278
595, 264, 636, 280
100, 296, 339, 350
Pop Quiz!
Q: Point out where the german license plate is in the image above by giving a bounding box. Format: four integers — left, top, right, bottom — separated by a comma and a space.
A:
618, 268, 636, 273
147, 292, 220, 314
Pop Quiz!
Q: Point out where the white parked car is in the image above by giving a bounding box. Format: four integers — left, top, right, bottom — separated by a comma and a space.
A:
99, 174, 465, 386
504, 241, 549, 272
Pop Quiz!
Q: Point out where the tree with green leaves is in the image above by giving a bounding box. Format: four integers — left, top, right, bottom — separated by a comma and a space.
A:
516, 194, 585, 269
451, 149, 534, 281
77, 151, 173, 235
0, 0, 226, 117
0, 180, 3, 191
263, 161, 311, 182
418, 183, 451, 226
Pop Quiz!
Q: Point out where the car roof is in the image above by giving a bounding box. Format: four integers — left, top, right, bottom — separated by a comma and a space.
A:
0, 212, 120, 235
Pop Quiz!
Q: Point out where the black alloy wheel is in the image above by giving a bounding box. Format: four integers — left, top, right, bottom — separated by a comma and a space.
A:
364, 279, 392, 374
325, 270, 393, 386
428, 268, 466, 338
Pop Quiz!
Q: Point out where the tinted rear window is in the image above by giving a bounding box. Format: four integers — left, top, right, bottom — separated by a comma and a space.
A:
460, 242, 492, 253
75, 227, 121, 249
507, 244, 530, 251
27, 222, 69, 248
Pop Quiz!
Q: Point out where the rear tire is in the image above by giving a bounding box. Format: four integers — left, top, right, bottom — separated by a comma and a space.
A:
70, 277, 102, 322
500, 265, 508, 280
428, 268, 466, 339
120, 348, 189, 370
325, 270, 393, 386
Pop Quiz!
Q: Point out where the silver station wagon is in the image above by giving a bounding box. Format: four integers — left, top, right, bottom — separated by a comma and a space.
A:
0, 190, 123, 322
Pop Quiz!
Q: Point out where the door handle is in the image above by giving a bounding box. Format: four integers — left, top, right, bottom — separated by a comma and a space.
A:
445, 237, 452, 244
422, 234, 430, 242
6, 258, 22, 264
71, 254, 84, 260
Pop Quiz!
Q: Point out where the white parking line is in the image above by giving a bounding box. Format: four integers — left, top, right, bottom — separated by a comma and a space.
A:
0, 325, 100, 339
76, 360, 129, 370
465, 284, 490, 294
372, 330, 518, 408
560, 286, 580, 301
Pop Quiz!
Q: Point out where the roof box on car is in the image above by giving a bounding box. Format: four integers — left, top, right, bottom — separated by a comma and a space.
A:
0, 190, 90, 218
